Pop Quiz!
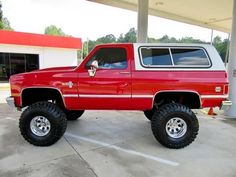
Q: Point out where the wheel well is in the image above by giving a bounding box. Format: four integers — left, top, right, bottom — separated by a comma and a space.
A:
154, 91, 201, 109
21, 88, 64, 108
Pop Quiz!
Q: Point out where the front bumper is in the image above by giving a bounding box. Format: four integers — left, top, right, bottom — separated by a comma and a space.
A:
6, 96, 15, 108
221, 100, 232, 110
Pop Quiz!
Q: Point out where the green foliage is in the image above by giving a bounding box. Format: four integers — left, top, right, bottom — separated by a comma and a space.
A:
0, 1, 13, 30
44, 26, 231, 63
0, 1, 2, 21
117, 28, 137, 43
79, 27, 229, 63
213, 36, 229, 62
147, 37, 158, 43
149, 35, 206, 44
44, 25, 67, 36
158, 35, 171, 43
0, 21, 3, 29
77, 50, 83, 61
81, 41, 89, 58
81, 34, 117, 58
97, 34, 116, 43
0, 17, 13, 30
179, 37, 204, 43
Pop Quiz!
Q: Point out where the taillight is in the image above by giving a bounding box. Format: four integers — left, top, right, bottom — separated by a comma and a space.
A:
224, 84, 229, 95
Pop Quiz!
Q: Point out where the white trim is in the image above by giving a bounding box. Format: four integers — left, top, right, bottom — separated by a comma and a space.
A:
132, 95, 153, 98
201, 95, 228, 99
79, 94, 131, 98
79, 94, 155, 98
63, 94, 78, 98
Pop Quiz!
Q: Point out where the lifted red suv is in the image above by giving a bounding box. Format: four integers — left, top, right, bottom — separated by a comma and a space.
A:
6, 43, 231, 149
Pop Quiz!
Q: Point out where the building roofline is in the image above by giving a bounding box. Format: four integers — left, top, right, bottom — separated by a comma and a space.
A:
0, 30, 82, 49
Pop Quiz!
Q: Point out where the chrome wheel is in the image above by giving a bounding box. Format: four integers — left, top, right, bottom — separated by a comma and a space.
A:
166, 117, 187, 139
30, 116, 51, 136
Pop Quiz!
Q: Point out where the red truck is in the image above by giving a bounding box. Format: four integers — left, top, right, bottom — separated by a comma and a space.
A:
6, 43, 231, 149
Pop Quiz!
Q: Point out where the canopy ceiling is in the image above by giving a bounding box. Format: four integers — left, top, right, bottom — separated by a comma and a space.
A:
88, 0, 233, 33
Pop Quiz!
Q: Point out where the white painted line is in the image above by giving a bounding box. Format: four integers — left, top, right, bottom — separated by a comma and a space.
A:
65, 133, 179, 166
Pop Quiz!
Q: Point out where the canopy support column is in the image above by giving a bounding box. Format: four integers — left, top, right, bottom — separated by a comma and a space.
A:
225, 0, 236, 117
137, 0, 149, 43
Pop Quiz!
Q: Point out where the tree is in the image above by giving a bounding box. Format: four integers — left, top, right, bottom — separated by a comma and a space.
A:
44, 25, 66, 36
97, 34, 116, 43
148, 37, 159, 43
78, 27, 228, 64
179, 37, 205, 44
82, 40, 91, 58
81, 34, 117, 58
213, 36, 229, 62
158, 35, 171, 43
0, 1, 13, 30
117, 34, 124, 43
0, 1, 3, 29
169, 37, 178, 43
0, 1, 2, 21
118, 28, 137, 43
1, 17, 13, 30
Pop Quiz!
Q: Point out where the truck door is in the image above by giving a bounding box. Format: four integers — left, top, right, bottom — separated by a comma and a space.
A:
77, 46, 132, 110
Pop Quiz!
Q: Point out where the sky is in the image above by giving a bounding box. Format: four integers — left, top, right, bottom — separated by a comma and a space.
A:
1, 0, 229, 42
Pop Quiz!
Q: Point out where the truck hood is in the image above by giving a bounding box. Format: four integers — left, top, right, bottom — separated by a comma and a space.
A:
33, 66, 77, 72
10, 66, 77, 82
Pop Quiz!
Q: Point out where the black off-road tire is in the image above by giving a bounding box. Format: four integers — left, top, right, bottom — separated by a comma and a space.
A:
144, 108, 156, 121
151, 103, 199, 149
19, 101, 67, 146
64, 110, 85, 120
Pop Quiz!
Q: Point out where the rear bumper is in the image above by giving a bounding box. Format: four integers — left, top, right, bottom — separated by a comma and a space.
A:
221, 100, 232, 110
6, 96, 15, 108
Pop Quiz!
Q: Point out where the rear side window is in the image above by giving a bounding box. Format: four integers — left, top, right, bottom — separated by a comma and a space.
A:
85, 48, 127, 69
171, 48, 210, 66
141, 48, 172, 66
139, 47, 211, 68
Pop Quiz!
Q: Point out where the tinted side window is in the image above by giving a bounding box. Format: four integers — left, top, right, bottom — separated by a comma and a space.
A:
85, 48, 127, 69
141, 48, 172, 66
171, 48, 210, 66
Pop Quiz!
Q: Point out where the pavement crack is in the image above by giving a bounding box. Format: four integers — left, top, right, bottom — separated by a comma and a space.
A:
63, 136, 99, 177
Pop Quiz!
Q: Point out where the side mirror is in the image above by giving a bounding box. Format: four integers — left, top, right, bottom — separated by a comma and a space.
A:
90, 60, 98, 69
88, 60, 98, 77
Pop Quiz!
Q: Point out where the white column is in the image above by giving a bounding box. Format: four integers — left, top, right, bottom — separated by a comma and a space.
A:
137, 0, 149, 43
225, 0, 236, 117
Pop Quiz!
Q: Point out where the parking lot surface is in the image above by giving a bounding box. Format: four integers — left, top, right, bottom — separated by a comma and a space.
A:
0, 90, 9, 103
0, 102, 236, 177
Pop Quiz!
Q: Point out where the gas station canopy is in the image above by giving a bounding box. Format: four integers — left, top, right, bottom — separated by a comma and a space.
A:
88, 0, 233, 33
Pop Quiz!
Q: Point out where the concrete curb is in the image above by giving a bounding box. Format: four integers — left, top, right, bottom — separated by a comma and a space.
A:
0, 83, 10, 91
